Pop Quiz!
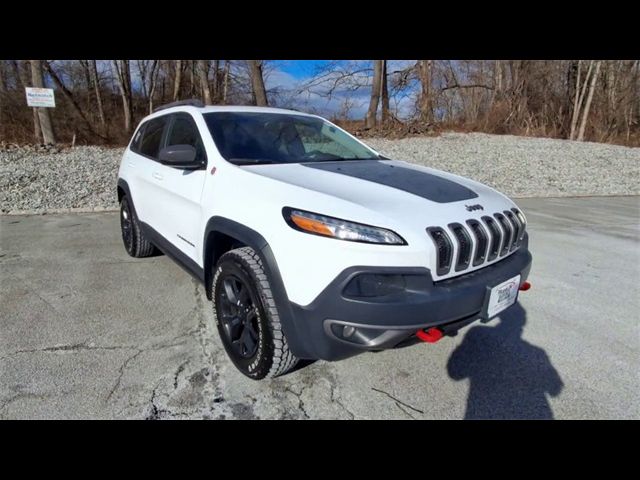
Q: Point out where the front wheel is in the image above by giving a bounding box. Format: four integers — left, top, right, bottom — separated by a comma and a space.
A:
212, 247, 298, 380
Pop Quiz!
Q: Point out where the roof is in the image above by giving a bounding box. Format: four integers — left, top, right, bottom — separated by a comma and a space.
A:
199, 105, 309, 115
149, 103, 313, 119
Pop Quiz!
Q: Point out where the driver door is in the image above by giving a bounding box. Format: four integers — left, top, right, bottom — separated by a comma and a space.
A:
150, 112, 208, 261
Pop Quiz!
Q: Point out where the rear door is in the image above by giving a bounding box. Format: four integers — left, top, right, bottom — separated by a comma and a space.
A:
127, 115, 171, 229
149, 112, 208, 261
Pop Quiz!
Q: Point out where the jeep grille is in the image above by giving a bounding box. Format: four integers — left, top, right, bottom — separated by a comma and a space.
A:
427, 209, 526, 277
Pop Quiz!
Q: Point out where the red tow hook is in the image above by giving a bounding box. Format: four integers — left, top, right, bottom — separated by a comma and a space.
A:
519, 281, 532, 291
416, 327, 444, 343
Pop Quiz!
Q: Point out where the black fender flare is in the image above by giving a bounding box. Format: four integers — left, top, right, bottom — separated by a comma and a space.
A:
203, 216, 312, 359
116, 178, 137, 216
117, 178, 130, 201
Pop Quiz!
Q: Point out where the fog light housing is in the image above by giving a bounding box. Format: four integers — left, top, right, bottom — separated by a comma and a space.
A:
329, 322, 386, 346
343, 274, 407, 298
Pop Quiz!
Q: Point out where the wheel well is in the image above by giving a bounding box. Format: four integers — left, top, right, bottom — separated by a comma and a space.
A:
204, 231, 246, 298
117, 186, 125, 203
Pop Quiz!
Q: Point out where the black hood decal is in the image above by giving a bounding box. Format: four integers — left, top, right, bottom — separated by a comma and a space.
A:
303, 160, 478, 203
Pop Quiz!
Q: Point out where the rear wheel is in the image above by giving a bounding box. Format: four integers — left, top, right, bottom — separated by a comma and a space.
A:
212, 247, 298, 380
120, 195, 156, 258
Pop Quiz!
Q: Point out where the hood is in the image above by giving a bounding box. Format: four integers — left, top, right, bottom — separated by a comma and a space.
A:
242, 160, 514, 226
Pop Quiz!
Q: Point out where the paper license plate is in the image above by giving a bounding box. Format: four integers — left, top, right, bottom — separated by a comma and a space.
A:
486, 275, 521, 319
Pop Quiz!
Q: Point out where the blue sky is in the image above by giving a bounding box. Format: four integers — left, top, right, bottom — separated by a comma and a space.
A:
279, 60, 330, 78
267, 60, 418, 119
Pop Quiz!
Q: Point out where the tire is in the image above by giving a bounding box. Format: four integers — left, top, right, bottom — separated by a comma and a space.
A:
212, 246, 299, 380
120, 195, 157, 258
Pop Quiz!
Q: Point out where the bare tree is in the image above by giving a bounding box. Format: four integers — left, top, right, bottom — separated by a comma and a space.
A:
17, 61, 42, 142
173, 60, 183, 101
189, 60, 195, 97
247, 60, 268, 106
147, 60, 160, 114
212, 60, 220, 101
44, 61, 106, 140
381, 60, 390, 124
365, 60, 383, 129
570, 60, 590, 140
198, 60, 212, 104
569, 60, 603, 141
137, 60, 150, 99
135, 60, 160, 114
577, 60, 602, 141
0, 61, 6, 93
298, 61, 372, 102
29, 60, 55, 144
77, 60, 92, 92
89, 60, 106, 132
112, 60, 133, 133
9, 61, 24, 90
222, 60, 231, 104
418, 60, 433, 123
0, 58, 638, 146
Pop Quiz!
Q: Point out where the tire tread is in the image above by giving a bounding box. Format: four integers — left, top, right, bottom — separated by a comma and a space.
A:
121, 195, 156, 258
215, 246, 299, 378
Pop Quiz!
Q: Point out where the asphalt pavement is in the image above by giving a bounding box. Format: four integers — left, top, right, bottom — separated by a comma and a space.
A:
1, 196, 638, 419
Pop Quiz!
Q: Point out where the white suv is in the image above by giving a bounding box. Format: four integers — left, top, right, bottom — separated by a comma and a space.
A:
117, 100, 532, 380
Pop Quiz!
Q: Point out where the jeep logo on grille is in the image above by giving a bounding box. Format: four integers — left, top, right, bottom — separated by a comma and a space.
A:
465, 204, 484, 211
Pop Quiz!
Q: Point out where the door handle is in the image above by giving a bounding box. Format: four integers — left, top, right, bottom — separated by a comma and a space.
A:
152, 172, 163, 181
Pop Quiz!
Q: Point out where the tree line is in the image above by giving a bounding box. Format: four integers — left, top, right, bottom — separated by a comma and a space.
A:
0, 60, 638, 146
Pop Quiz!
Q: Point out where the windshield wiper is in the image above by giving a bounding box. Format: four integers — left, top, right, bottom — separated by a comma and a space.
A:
229, 158, 276, 166
302, 157, 381, 163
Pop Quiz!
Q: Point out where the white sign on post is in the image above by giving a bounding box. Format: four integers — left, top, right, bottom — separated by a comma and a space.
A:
25, 87, 56, 108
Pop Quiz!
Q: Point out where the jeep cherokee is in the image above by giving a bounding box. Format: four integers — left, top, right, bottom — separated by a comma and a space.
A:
117, 100, 532, 380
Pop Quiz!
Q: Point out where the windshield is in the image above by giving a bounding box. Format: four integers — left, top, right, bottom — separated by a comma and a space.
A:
203, 112, 379, 165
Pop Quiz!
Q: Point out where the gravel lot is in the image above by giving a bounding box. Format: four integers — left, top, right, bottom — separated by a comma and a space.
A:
1, 133, 639, 214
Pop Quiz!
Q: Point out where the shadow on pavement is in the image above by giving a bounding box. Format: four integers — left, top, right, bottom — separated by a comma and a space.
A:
447, 302, 564, 419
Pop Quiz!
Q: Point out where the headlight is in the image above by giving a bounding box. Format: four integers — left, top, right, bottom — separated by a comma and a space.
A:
282, 208, 406, 245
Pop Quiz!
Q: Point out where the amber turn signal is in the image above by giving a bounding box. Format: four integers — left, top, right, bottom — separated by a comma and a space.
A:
290, 213, 334, 237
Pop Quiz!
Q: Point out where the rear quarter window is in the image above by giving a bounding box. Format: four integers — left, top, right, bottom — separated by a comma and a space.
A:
129, 124, 146, 152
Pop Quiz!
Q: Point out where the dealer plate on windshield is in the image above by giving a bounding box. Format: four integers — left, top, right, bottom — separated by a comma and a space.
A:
485, 275, 521, 319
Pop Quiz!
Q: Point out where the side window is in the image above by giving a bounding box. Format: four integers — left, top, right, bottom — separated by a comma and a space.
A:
166, 114, 206, 164
130, 123, 146, 153
139, 116, 168, 159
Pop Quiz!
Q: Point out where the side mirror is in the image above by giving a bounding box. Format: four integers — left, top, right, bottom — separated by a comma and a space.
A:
158, 144, 201, 168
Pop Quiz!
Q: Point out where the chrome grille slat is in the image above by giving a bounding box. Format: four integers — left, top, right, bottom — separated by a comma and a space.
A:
449, 223, 472, 271
466, 219, 488, 266
482, 215, 501, 261
503, 210, 520, 251
426, 227, 453, 276
511, 208, 527, 246
494, 213, 512, 255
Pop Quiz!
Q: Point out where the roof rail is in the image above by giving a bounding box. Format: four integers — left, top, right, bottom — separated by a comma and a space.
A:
153, 99, 205, 113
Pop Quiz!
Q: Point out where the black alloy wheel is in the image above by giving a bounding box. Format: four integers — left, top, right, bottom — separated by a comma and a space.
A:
218, 274, 260, 358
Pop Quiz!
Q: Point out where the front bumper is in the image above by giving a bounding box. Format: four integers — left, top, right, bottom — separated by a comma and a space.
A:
288, 245, 532, 361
